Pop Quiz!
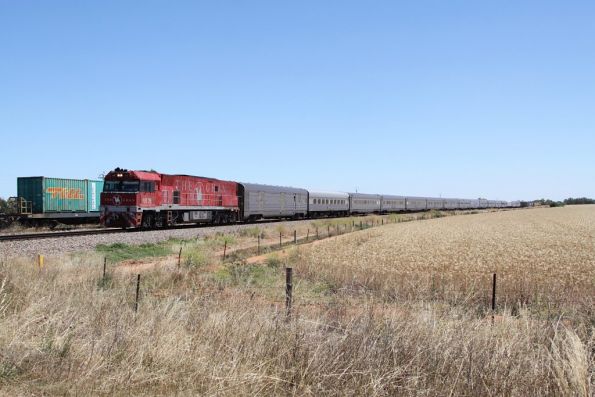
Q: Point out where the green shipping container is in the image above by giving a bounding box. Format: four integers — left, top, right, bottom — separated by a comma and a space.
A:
17, 177, 104, 214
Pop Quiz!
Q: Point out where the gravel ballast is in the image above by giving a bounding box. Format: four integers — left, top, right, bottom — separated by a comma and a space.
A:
0, 220, 319, 259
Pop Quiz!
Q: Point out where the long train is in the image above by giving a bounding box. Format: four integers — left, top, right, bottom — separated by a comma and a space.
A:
100, 168, 520, 229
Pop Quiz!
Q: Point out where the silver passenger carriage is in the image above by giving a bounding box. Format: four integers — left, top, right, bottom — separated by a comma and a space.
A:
380, 195, 407, 212
405, 196, 428, 211
308, 191, 349, 216
487, 200, 502, 208
458, 199, 475, 209
443, 198, 461, 210
238, 182, 308, 220
426, 197, 445, 210
349, 193, 381, 214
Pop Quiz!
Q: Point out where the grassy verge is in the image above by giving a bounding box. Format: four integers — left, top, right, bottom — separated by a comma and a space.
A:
96, 242, 171, 262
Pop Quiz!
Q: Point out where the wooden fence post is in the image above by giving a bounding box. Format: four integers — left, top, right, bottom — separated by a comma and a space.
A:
279, 231, 282, 248
103, 257, 107, 282
223, 241, 227, 260
491, 273, 497, 324
286, 267, 293, 318
257, 234, 260, 255
306, 229, 309, 241
134, 274, 141, 313
327, 225, 330, 237
178, 246, 183, 268
294, 230, 297, 244
316, 227, 319, 239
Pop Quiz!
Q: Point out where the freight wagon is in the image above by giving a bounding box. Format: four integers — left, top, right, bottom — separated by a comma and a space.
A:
1, 177, 104, 228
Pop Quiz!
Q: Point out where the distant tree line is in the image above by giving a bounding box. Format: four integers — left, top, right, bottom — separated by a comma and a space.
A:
563, 197, 595, 205
532, 197, 595, 208
534, 199, 565, 207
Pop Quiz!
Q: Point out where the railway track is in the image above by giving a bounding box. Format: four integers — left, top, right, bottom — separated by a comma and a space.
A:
0, 218, 290, 242
0, 208, 504, 243
0, 228, 124, 242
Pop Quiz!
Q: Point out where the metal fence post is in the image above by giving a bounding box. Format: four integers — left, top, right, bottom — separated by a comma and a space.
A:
223, 240, 227, 260
279, 231, 282, 248
103, 257, 107, 282
294, 230, 297, 244
257, 234, 260, 255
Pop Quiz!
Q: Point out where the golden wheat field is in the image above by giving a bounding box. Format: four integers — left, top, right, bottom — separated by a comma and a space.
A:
297, 206, 595, 314
0, 206, 593, 396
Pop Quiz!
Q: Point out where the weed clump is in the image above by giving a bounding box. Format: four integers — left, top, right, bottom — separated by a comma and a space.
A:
239, 226, 266, 239
96, 242, 171, 262
183, 247, 209, 268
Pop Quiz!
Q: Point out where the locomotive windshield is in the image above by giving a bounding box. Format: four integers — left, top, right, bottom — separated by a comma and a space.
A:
104, 180, 155, 193
104, 181, 140, 193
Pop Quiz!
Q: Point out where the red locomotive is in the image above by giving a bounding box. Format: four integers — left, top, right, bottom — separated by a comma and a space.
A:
100, 168, 239, 228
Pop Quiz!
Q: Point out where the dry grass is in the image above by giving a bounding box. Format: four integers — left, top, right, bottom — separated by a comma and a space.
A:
0, 207, 593, 395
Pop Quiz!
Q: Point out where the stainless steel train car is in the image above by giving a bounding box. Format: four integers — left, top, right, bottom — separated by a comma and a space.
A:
308, 191, 349, 216
238, 183, 308, 220
380, 195, 407, 212
405, 196, 429, 211
426, 197, 444, 210
443, 198, 461, 210
349, 193, 382, 214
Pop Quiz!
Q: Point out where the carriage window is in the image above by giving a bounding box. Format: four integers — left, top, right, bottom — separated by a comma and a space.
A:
173, 191, 180, 204
215, 186, 219, 192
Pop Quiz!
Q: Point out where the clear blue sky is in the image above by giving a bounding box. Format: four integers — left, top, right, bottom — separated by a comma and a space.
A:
1, 1, 593, 201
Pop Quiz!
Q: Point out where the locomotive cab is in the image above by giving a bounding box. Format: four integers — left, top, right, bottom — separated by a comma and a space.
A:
100, 169, 160, 228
